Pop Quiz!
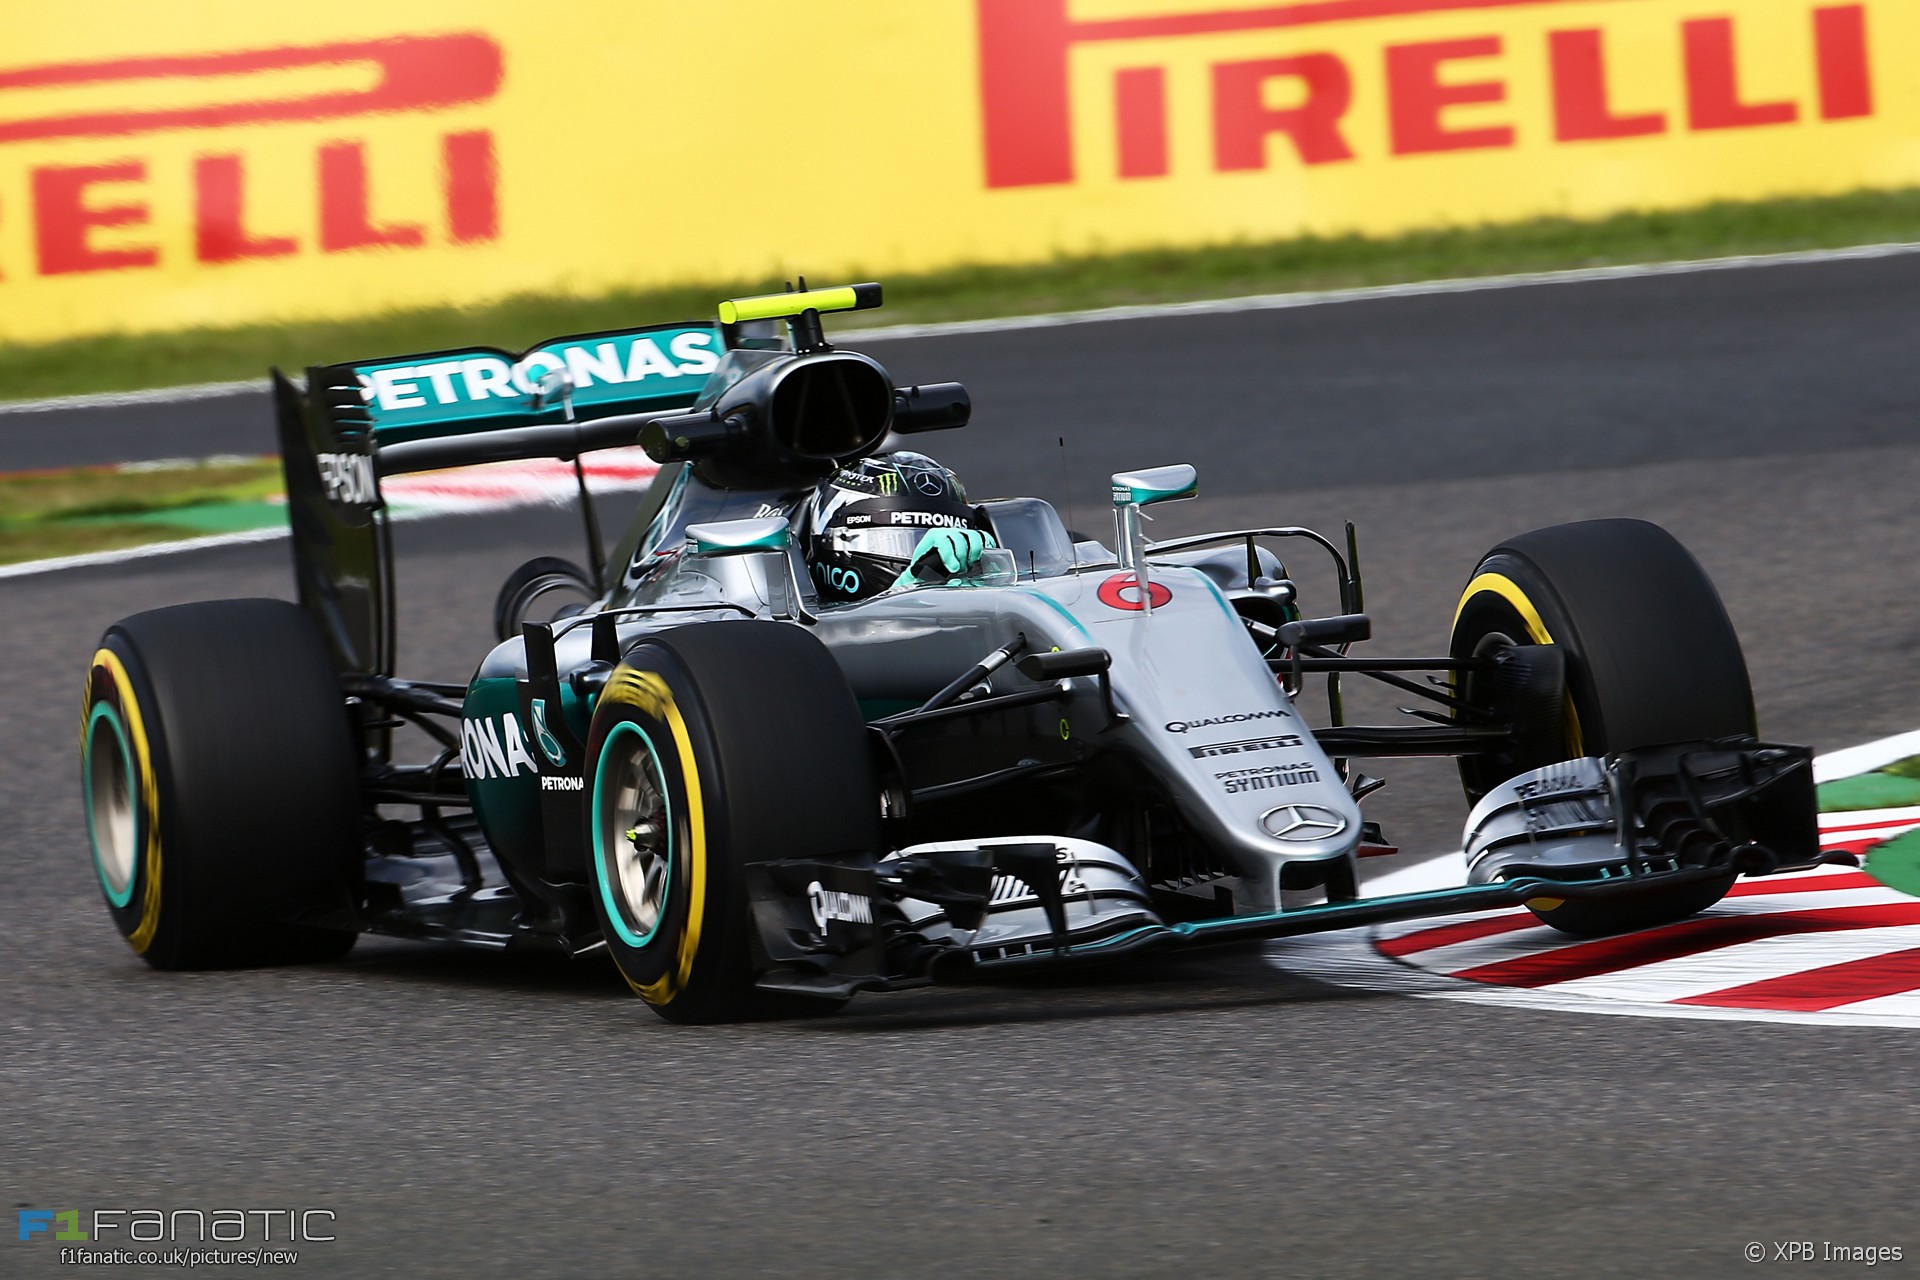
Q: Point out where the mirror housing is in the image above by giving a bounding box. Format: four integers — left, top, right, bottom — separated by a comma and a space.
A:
685, 517, 792, 558
1110, 464, 1198, 508
1110, 463, 1198, 583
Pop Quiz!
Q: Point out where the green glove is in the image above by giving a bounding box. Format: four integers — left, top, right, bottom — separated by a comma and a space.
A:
893, 528, 997, 590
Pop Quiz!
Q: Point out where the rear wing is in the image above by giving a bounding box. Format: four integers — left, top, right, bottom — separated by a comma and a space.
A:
275, 320, 722, 677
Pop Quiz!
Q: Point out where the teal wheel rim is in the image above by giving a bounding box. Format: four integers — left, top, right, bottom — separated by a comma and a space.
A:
84, 701, 138, 909
592, 721, 674, 948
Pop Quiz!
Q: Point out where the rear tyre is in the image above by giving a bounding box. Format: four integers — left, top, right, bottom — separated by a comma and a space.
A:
583, 621, 881, 1023
493, 556, 597, 641
82, 599, 361, 968
1450, 519, 1755, 936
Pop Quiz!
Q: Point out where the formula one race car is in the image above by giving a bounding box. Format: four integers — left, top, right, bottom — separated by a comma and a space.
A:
81, 284, 1826, 1021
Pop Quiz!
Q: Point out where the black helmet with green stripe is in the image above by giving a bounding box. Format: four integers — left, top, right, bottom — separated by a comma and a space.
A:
803, 452, 981, 602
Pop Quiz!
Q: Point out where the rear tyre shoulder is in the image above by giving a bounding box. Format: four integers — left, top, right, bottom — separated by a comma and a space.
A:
82, 598, 361, 968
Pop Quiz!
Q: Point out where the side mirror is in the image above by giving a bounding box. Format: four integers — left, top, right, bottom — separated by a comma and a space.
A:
1109, 463, 1197, 587
1110, 464, 1197, 508
685, 517, 792, 558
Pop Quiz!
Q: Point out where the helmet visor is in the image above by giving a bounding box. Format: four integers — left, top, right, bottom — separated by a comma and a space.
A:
827, 526, 924, 567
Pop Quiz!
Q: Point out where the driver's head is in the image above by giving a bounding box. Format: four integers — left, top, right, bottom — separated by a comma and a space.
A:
804, 451, 981, 602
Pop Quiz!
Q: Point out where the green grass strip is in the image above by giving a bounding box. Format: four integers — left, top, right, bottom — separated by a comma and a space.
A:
6, 187, 1920, 403
1864, 828, 1920, 901
0, 458, 284, 566
1816, 771, 1920, 814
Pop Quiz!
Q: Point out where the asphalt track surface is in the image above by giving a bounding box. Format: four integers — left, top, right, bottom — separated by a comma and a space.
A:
5, 257, 1919, 1278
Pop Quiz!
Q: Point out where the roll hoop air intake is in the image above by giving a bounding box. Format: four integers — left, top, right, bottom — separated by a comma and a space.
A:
638, 283, 969, 489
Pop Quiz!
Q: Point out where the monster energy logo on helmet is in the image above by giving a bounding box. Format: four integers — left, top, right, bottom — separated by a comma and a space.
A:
805, 451, 980, 603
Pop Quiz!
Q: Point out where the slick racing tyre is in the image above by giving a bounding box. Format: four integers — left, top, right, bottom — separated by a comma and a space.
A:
492, 555, 597, 641
1450, 519, 1755, 937
82, 599, 361, 968
584, 621, 881, 1023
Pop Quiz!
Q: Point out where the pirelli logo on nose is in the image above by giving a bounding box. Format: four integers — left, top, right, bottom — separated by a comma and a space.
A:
976, 0, 1877, 188
1188, 733, 1304, 760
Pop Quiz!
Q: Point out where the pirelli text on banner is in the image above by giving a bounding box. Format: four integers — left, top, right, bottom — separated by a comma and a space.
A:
0, 1, 1913, 345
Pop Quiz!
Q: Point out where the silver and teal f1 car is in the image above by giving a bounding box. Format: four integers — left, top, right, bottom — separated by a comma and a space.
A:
80, 284, 1826, 1021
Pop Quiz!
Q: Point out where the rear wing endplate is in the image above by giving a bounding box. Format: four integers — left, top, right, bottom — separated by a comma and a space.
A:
274, 321, 721, 677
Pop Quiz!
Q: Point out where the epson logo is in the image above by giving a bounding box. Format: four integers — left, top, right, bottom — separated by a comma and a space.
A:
317, 451, 377, 506
540, 775, 585, 792
807, 881, 874, 931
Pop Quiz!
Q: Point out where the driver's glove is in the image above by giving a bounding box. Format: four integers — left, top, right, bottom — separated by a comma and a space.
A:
893, 528, 998, 590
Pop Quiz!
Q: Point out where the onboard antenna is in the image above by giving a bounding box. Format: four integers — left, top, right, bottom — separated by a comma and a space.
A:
1058, 437, 1076, 540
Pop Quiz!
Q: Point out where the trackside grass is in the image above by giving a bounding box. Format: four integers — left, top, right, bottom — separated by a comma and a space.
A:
0, 458, 282, 566
5, 186, 1920, 403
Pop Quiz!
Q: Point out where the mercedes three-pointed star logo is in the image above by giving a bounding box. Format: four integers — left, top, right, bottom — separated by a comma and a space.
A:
1259, 803, 1349, 841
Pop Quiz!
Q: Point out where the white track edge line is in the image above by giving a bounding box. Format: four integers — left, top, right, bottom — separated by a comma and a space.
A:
8, 239, 1919, 416
0, 378, 266, 415
836, 240, 1920, 340
0, 525, 289, 579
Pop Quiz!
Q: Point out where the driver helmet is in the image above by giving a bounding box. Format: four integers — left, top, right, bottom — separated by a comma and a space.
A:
804, 451, 983, 602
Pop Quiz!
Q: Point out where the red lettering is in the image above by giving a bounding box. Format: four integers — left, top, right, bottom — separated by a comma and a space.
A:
194, 155, 296, 263
1386, 37, 1513, 154
32, 161, 157, 275
1212, 55, 1355, 169
978, 0, 1075, 187
1813, 4, 1872, 120
318, 141, 424, 253
976, 0, 1580, 189
1549, 29, 1663, 141
1683, 17, 1797, 131
0, 35, 502, 146
443, 130, 499, 242
1116, 68, 1170, 179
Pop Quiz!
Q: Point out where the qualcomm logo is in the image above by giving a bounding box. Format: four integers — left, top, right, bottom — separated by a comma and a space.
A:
807, 881, 874, 932
1259, 803, 1349, 842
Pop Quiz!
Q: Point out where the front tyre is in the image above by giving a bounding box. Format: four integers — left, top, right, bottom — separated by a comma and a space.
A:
81, 599, 361, 968
583, 621, 881, 1023
1450, 519, 1755, 936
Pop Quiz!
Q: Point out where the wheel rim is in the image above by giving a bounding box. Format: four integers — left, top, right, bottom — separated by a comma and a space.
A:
594, 722, 673, 946
84, 703, 138, 908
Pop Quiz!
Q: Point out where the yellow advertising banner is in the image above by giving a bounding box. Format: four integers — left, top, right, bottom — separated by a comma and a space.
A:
0, 0, 1914, 343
